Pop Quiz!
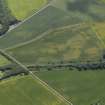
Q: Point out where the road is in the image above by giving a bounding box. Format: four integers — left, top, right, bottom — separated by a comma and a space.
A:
0, 49, 73, 105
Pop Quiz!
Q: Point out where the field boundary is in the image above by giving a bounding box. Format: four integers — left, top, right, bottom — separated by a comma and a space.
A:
5, 23, 86, 51
0, 49, 73, 105
5, 29, 53, 50
0, 76, 25, 85
0, 3, 51, 39
91, 24, 105, 48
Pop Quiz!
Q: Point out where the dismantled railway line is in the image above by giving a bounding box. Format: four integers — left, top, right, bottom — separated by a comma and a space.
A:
0, 49, 73, 105
1, 59, 105, 79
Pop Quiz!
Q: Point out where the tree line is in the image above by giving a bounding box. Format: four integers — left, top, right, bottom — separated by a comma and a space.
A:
1, 57, 105, 80
0, 0, 19, 35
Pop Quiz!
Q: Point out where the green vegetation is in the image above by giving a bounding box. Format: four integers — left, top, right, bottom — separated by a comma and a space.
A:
0, 75, 69, 105
0, 6, 73, 49
0, 0, 105, 105
0, 0, 17, 23
6, 25, 102, 65
6, 0, 47, 20
0, 0, 17, 35
36, 70, 105, 105
0, 55, 10, 66
1, 0, 105, 47
52, 0, 105, 22
0, 0, 48, 35
93, 22, 105, 46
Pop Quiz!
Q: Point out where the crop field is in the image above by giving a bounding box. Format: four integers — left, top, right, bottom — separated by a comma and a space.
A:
0, 5, 87, 49
6, 0, 47, 20
5, 25, 103, 65
0, 6, 68, 49
0, 0, 105, 105
0, 75, 69, 105
36, 70, 105, 105
0, 0, 105, 49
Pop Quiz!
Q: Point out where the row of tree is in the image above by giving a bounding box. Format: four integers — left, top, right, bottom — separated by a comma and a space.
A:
1, 59, 105, 80
27, 60, 105, 71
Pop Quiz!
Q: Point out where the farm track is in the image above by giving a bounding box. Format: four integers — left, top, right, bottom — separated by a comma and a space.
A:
4, 29, 53, 50
4, 22, 86, 50
54, 23, 86, 31
0, 49, 73, 105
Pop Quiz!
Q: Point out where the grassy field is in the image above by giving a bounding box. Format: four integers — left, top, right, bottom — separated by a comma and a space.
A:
52, 0, 105, 22
0, 1, 105, 105
5, 25, 102, 65
0, 55, 10, 66
6, 0, 47, 20
0, 6, 72, 49
0, 75, 70, 105
93, 22, 105, 47
36, 70, 105, 105
0, 0, 105, 49
1, 0, 105, 49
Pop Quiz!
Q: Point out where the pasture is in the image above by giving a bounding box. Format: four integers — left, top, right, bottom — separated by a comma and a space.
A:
0, 75, 69, 105
0, 1, 105, 105
36, 70, 105, 105
52, 0, 105, 22
6, 0, 47, 20
0, 55, 10, 66
6, 25, 103, 65
0, 6, 69, 49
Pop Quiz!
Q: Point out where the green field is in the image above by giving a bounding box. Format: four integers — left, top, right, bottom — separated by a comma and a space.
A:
0, 0, 105, 105
0, 55, 10, 66
6, 0, 47, 20
1, 0, 105, 49
0, 75, 69, 105
5, 25, 102, 65
36, 70, 105, 105
0, 6, 71, 49
93, 22, 105, 47
52, 0, 105, 22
